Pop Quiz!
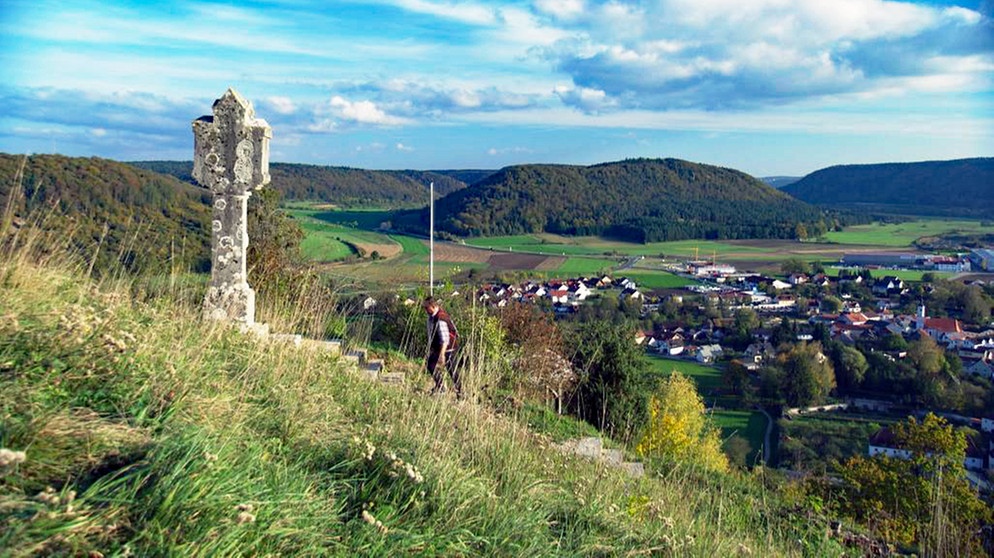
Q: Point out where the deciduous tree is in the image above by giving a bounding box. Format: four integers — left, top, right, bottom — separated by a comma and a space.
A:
636, 372, 728, 472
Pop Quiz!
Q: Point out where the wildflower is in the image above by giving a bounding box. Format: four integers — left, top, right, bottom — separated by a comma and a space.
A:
0, 448, 27, 468
36, 487, 60, 506
204, 452, 218, 463
662, 516, 675, 530
237, 503, 253, 512
237, 511, 256, 524
362, 509, 389, 534
684, 534, 695, 546
737, 543, 752, 555
404, 463, 424, 484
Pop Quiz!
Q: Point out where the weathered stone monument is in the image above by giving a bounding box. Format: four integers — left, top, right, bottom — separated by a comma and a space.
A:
192, 88, 272, 333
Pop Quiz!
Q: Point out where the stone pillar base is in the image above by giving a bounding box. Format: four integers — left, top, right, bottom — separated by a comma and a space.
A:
204, 284, 256, 325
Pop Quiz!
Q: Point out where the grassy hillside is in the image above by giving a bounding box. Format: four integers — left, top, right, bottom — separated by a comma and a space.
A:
0, 251, 846, 556
784, 158, 994, 217
1, 154, 212, 274
132, 161, 471, 208
425, 158, 831, 242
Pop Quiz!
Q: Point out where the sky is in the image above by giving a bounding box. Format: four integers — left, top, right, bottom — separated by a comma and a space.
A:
1, 0, 992, 176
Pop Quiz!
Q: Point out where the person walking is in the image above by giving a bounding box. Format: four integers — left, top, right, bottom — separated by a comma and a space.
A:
423, 296, 462, 398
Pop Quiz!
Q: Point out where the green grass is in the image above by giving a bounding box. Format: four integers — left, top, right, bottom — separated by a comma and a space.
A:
297, 220, 358, 262
389, 234, 429, 257
555, 256, 617, 275
645, 356, 725, 394
0, 237, 849, 556
824, 267, 955, 282
823, 219, 993, 247
625, 269, 696, 289
713, 410, 768, 460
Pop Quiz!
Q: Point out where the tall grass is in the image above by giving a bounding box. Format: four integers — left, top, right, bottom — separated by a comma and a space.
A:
1, 178, 847, 556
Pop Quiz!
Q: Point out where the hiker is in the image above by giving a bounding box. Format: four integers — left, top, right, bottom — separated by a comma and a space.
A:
423, 296, 462, 398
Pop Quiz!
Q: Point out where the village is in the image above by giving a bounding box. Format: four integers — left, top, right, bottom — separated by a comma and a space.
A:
472, 251, 994, 490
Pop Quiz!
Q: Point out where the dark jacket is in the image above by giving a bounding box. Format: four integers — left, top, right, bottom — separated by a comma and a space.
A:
428, 308, 459, 353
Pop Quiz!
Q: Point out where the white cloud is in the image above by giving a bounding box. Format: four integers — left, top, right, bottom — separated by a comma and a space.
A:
390, 0, 496, 25
267, 96, 297, 115
396, 142, 414, 151
534, 0, 585, 21
326, 96, 410, 126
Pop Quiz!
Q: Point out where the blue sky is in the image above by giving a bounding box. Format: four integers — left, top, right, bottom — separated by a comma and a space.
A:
1, 0, 991, 176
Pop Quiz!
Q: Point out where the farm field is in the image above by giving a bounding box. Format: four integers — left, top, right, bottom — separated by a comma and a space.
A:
712, 410, 768, 463
823, 219, 993, 247
824, 267, 955, 282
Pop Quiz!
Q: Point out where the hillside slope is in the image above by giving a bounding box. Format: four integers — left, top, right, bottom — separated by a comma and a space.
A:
431, 158, 827, 242
1, 154, 211, 273
0, 253, 844, 556
784, 158, 994, 217
132, 161, 472, 208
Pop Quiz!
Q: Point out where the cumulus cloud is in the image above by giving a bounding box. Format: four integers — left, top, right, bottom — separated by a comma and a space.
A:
266, 96, 297, 115
309, 96, 410, 130
343, 80, 537, 116
534, 0, 585, 21
554, 85, 617, 113
540, 0, 993, 110
396, 142, 414, 151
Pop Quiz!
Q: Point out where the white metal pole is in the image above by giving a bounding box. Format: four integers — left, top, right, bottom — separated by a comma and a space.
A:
429, 181, 434, 295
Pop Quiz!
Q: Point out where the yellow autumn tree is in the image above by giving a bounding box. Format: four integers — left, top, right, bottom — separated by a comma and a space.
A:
636, 372, 729, 472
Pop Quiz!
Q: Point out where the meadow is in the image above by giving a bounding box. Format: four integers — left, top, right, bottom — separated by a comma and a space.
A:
0, 232, 844, 556
822, 219, 992, 247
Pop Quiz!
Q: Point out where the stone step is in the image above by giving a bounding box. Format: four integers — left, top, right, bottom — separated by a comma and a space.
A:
379, 371, 405, 384
618, 462, 645, 478
365, 359, 385, 373
600, 448, 624, 466
341, 352, 362, 366
299, 338, 343, 355
345, 348, 369, 365
573, 437, 603, 459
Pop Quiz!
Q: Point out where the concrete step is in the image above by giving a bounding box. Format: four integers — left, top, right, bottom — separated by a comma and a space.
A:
341, 352, 362, 366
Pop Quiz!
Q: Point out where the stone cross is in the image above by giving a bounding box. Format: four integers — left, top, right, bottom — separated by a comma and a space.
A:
192, 88, 272, 329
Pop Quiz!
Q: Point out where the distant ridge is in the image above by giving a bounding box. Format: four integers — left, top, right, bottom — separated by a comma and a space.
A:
421, 158, 833, 242
1, 154, 211, 273
784, 158, 994, 217
132, 161, 479, 208
761, 176, 801, 189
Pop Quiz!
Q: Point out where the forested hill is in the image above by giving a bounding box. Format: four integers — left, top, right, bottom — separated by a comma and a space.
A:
0, 154, 212, 273
784, 158, 994, 217
429, 158, 830, 242
132, 161, 475, 208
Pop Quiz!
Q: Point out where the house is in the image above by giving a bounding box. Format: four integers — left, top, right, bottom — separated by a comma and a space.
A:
964, 359, 994, 379
745, 341, 775, 365
869, 427, 988, 472
549, 289, 569, 304
619, 287, 643, 301
872, 276, 905, 296
923, 317, 963, 342
656, 331, 686, 356
981, 415, 994, 433
838, 312, 869, 326
771, 279, 792, 290
868, 428, 912, 459
696, 344, 724, 364
788, 273, 809, 285
567, 281, 591, 302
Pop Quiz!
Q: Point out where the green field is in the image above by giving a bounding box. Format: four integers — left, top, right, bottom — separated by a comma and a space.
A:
555, 256, 617, 275
625, 269, 696, 289
390, 234, 430, 257
824, 267, 955, 282
297, 221, 356, 262
823, 219, 993, 247
645, 356, 724, 393
712, 410, 768, 460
